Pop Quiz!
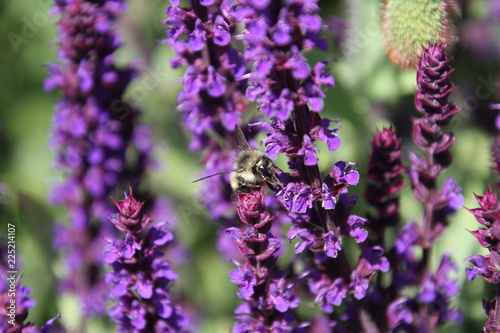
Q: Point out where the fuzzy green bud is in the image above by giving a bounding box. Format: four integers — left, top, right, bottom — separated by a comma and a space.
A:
382, 0, 459, 69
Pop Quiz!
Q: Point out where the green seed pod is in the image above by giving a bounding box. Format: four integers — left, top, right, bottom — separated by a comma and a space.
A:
382, 0, 459, 69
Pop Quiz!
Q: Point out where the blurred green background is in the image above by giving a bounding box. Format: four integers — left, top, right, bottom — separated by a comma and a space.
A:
0, 0, 499, 331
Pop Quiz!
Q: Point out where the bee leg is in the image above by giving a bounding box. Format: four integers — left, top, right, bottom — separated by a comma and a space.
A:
266, 179, 277, 187
236, 178, 262, 193
235, 185, 250, 194
265, 179, 284, 193
243, 183, 262, 189
274, 166, 285, 174
267, 176, 284, 188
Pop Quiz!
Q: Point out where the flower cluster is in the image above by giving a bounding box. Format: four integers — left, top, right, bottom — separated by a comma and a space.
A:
214, 1, 394, 329
0, 244, 59, 333
234, 0, 330, 119
411, 43, 463, 245
28, 0, 500, 330
381, 43, 463, 331
361, 127, 407, 329
463, 104, 500, 332
162, 0, 253, 221
384, 228, 462, 331
466, 178, 500, 331
45, 0, 152, 316
0, 278, 59, 333
226, 188, 302, 332
365, 126, 406, 236
104, 189, 186, 332
217, 3, 396, 332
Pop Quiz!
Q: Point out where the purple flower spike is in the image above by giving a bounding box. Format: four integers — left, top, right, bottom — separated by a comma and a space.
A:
404, 46, 462, 329
105, 190, 187, 331
386, 44, 463, 329
466, 183, 500, 331
227, 1, 385, 325
365, 127, 406, 235
415, 44, 461, 125
407, 41, 461, 293
227, 188, 302, 331
163, 0, 255, 226
411, 44, 461, 186
0, 271, 60, 332
359, 44, 462, 333
46, 0, 153, 317
108, 188, 152, 234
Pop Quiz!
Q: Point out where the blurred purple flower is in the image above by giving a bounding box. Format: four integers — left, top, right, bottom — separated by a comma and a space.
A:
357, 44, 463, 332
386, 298, 413, 330
466, 183, 500, 333
45, 0, 152, 317
163, 0, 263, 233
307, 271, 347, 313
105, 190, 187, 331
0, 244, 60, 332
365, 127, 406, 235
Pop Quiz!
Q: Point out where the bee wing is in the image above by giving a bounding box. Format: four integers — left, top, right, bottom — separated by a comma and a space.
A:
234, 124, 252, 152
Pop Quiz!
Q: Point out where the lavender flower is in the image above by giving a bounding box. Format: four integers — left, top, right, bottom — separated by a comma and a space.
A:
219, 2, 396, 331
104, 189, 186, 332
0, 244, 59, 332
357, 126, 407, 329
162, 4, 304, 329
226, 188, 302, 332
365, 127, 406, 236
45, 0, 152, 316
466, 184, 500, 331
383, 43, 463, 332
162, 0, 252, 222
0, 279, 59, 332
410, 44, 463, 245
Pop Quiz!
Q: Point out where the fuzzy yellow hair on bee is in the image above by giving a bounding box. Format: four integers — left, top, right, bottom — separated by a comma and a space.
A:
192, 125, 282, 194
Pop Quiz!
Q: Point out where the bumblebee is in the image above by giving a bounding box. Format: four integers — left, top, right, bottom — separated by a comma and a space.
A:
192, 125, 283, 193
